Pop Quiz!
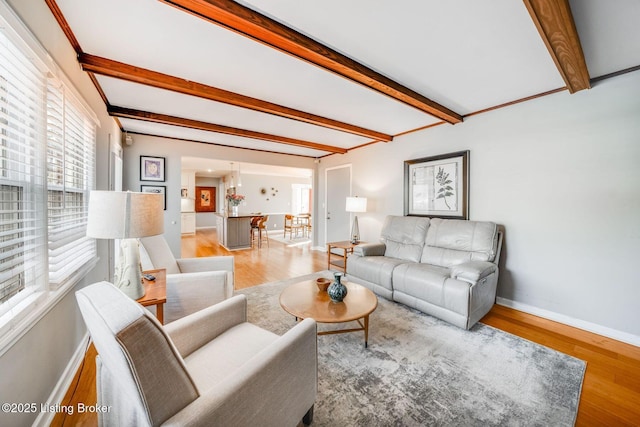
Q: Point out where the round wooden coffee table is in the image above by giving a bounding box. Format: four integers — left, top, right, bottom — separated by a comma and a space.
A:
279, 279, 378, 347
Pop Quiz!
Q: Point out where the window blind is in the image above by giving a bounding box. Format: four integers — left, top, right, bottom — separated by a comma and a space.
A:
0, 29, 48, 313
46, 83, 96, 288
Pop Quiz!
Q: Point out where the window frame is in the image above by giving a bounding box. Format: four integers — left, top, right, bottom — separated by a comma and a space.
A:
0, 1, 99, 350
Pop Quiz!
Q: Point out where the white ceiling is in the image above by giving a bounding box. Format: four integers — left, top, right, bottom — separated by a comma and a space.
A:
181, 157, 313, 179
52, 0, 640, 167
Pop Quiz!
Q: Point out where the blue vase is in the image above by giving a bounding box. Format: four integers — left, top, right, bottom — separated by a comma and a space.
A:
328, 272, 347, 302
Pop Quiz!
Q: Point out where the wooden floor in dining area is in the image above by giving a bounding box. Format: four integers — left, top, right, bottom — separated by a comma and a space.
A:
53, 228, 640, 426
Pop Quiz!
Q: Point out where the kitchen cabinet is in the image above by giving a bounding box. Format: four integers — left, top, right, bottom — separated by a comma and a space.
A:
181, 212, 196, 234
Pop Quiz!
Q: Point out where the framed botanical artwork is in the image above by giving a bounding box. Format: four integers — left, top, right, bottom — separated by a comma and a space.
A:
404, 150, 469, 219
195, 186, 216, 212
140, 156, 165, 182
140, 185, 167, 210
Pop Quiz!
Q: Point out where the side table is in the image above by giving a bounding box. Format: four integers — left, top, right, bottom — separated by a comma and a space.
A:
327, 241, 364, 272
137, 268, 167, 324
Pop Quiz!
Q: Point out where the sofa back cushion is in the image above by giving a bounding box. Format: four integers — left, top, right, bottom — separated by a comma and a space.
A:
421, 218, 498, 267
381, 215, 430, 262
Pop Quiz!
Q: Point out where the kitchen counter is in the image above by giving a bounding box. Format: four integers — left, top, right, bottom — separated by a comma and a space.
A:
214, 213, 259, 250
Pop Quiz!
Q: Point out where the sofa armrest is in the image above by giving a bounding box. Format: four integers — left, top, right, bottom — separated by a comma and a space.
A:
164, 294, 247, 358
163, 318, 318, 427
450, 261, 497, 284
353, 243, 386, 257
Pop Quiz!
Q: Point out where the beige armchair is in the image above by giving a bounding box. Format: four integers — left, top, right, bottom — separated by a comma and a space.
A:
139, 235, 234, 323
76, 282, 317, 426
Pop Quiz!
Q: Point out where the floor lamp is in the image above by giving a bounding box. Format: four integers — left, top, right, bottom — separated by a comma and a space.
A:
346, 196, 367, 244
86, 191, 164, 299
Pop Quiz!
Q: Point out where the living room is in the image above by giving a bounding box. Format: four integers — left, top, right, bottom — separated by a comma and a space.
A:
0, 0, 639, 426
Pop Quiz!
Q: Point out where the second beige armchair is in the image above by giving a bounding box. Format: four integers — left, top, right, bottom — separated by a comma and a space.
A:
139, 235, 234, 323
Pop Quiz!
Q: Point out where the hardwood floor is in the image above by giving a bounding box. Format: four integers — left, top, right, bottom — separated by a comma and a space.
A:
53, 228, 640, 426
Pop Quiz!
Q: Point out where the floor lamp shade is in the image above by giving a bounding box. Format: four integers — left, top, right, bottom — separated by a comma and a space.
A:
87, 191, 164, 299
346, 197, 367, 244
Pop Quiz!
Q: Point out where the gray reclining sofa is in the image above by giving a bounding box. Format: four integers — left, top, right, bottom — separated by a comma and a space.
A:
346, 215, 503, 330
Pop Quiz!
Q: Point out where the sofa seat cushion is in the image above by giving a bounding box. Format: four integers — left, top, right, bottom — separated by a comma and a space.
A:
184, 322, 279, 391
421, 218, 498, 267
347, 255, 410, 293
392, 263, 470, 316
381, 216, 430, 262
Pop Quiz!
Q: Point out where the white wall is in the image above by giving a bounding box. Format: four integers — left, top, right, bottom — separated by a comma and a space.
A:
318, 71, 640, 344
0, 1, 120, 425
123, 134, 316, 256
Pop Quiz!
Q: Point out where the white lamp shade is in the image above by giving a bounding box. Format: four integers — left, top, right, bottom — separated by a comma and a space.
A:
345, 196, 367, 213
87, 191, 164, 239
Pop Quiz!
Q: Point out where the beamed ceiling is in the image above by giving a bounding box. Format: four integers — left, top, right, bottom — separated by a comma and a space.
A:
48, 0, 640, 160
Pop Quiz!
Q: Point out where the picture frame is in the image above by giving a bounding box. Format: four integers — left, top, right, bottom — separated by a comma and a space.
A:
140, 156, 165, 182
140, 185, 167, 210
404, 150, 469, 219
195, 186, 216, 212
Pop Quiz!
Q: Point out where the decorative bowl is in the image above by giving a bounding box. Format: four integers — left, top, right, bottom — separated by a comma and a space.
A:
316, 277, 331, 292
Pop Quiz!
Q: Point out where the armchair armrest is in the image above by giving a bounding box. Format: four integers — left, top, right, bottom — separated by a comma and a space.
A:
450, 261, 497, 284
177, 256, 234, 273
163, 318, 317, 427
164, 294, 247, 358
164, 271, 231, 323
353, 243, 386, 257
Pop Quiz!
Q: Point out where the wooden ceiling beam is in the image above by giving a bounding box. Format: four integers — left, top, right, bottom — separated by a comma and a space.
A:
159, 0, 463, 124
108, 105, 348, 154
79, 53, 391, 142
524, 0, 591, 93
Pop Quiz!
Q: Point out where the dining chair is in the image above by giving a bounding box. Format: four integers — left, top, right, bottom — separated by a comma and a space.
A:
284, 214, 304, 239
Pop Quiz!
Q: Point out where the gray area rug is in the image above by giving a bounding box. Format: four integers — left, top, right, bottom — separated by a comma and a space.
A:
238, 272, 585, 426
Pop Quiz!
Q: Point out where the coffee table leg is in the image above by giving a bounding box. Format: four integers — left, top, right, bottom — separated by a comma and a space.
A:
364, 315, 369, 348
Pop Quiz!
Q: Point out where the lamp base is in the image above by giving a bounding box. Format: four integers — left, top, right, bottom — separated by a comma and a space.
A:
113, 238, 145, 300
350, 216, 360, 245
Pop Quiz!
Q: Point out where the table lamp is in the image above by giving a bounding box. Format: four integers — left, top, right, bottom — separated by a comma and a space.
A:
346, 196, 367, 244
86, 191, 164, 299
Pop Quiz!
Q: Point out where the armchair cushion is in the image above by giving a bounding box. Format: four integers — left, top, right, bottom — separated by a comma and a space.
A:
165, 271, 229, 324
139, 235, 180, 273
165, 294, 248, 358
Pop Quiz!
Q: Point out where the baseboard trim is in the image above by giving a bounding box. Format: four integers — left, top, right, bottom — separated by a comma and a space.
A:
33, 332, 90, 427
496, 297, 640, 347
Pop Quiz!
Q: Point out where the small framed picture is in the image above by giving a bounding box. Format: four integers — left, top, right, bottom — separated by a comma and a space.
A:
140, 185, 167, 210
195, 186, 216, 212
140, 156, 165, 182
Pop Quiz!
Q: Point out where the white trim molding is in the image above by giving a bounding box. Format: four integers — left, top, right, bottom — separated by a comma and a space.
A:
496, 297, 640, 347
33, 332, 91, 427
